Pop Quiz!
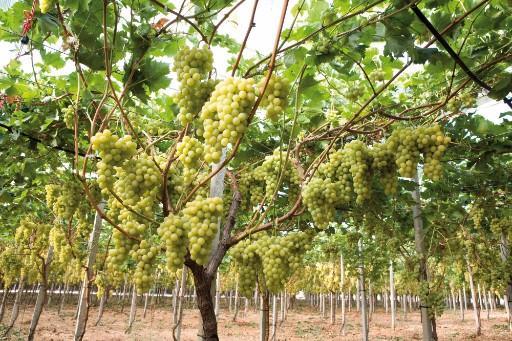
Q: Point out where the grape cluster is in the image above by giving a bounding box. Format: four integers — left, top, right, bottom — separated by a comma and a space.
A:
62, 105, 75, 129
49, 225, 74, 265
157, 214, 188, 272
253, 150, 301, 202
230, 238, 261, 297
15, 218, 52, 274
344, 140, 372, 204
40, 0, 55, 13
198, 77, 257, 163
302, 178, 341, 228
238, 171, 265, 208
259, 75, 290, 121
177, 136, 204, 184
231, 231, 311, 294
173, 46, 215, 125
371, 143, 398, 195
490, 217, 510, 235
45, 181, 83, 221
183, 197, 224, 265
302, 149, 353, 228
302, 125, 450, 227
345, 84, 365, 102
91, 130, 137, 193
468, 203, 484, 228
259, 232, 311, 292
112, 156, 161, 218
0, 246, 23, 287
370, 70, 385, 82
387, 125, 450, 180
131, 239, 158, 293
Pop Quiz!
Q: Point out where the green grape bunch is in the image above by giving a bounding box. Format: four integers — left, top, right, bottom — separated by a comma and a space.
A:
259, 75, 290, 121
198, 77, 257, 163
62, 105, 75, 129
253, 150, 301, 203
173, 46, 215, 125
131, 239, 159, 293
183, 197, 224, 265
158, 214, 188, 273
177, 136, 204, 184
91, 130, 137, 193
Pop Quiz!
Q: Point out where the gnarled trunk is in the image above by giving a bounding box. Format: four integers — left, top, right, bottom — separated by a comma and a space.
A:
412, 173, 434, 341
189, 266, 218, 341
467, 262, 481, 335
28, 245, 54, 341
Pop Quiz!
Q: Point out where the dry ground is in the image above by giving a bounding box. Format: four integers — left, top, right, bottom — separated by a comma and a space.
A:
2, 301, 512, 340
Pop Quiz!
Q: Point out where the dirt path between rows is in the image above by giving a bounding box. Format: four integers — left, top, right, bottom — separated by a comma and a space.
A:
3, 302, 511, 340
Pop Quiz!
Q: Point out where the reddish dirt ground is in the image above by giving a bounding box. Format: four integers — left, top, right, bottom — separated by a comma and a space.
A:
2, 302, 512, 340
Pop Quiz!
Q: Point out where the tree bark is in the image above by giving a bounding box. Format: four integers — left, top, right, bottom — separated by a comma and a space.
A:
28, 246, 54, 341
0, 285, 10, 322
359, 239, 368, 341
74, 207, 103, 341
467, 262, 481, 335
94, 291, 107, 326
214, 273, 221, 317
330, 292, 335, 324
172, 278, 180, 324
412, 173, 434, 341
232, 278, 239, 322
59, 281, 69, 316
189, 264, 218, 341
458, 289, 464, 321
389, 262, 396, 331
143, 291, 150, 318
175, 266, 188, 341
463, 283, 468, 311
3, 278, 25, 337
340, 253, 346, 335
125, 285, 137, 333
271, 294, 277, 340
499, 231, 512, 330
259, 290, 270, 341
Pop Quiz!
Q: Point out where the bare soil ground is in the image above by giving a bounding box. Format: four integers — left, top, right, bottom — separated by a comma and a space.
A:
2, 302, 512, 340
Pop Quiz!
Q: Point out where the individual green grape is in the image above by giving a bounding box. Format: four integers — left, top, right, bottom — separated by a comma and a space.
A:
157, 214, 188, 273
198, 77, 257, 163
183, 197, 224, 265
259, 75, 290, 121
